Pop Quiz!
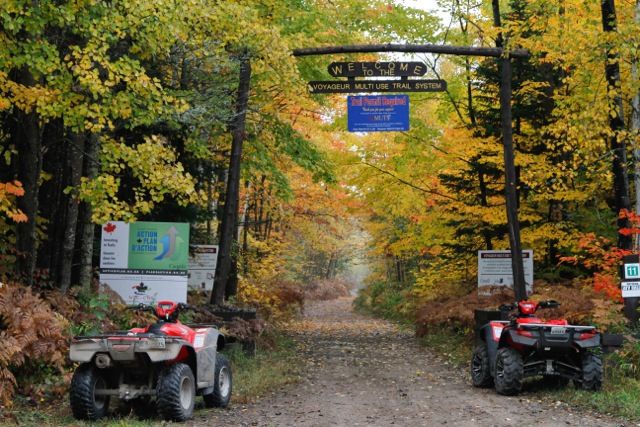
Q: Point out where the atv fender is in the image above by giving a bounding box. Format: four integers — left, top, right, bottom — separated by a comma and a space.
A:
575, 333, 601, 349
480, 321, 508, 375
192, 328, 223, 388
501, 329, 538, 348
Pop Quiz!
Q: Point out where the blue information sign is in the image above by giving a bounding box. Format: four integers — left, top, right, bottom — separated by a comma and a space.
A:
347, 95, 409, 132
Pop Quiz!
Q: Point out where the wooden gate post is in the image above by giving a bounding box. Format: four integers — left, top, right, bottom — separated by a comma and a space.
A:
499, 56, 527, 302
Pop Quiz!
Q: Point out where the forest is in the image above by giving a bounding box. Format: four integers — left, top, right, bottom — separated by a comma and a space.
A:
2, 0, 640, 420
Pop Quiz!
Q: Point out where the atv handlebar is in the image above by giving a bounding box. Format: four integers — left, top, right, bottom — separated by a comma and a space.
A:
127, 302, 196, 321
538, 300, 560, 309
127, 303, 155, 312
498, 300, 560, 315
499, 303, 516, 312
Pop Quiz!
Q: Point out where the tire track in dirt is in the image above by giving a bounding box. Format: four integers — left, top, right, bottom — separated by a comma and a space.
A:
194, 297, 625, 427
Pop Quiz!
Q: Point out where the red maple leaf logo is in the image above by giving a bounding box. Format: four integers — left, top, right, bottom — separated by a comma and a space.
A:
103, 222, 116, 233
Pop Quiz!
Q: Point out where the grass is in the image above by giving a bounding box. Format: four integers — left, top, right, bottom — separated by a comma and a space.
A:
225, 333, 302, 403
1, 332, 301, 427
417, 325, 474, 368
547, 369, 640, 420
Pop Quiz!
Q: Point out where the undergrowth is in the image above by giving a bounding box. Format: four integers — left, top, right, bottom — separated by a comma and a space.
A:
224, 333, 301, 404
418, 325, 474, 367
353, 280, 412, 324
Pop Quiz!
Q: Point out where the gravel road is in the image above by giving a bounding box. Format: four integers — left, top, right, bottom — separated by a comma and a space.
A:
193, 297, 626, 427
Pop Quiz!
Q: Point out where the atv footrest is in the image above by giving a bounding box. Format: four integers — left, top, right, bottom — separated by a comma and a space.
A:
524, 359, 580, 380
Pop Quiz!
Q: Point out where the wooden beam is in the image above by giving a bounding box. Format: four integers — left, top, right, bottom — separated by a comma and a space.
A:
292, 43, 529, 58
500, 57, 527, 302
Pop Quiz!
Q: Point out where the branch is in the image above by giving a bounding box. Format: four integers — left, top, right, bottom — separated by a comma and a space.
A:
360, 161, 458, 201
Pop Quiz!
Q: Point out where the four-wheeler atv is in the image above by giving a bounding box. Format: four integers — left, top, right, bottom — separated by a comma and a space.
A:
69, 301, 232, 421
471, 300, 602, 395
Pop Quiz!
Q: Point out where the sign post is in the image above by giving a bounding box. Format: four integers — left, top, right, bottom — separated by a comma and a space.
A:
621, 255, 640, 321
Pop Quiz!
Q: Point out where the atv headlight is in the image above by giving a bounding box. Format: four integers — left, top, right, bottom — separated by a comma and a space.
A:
137, 337, 166, 350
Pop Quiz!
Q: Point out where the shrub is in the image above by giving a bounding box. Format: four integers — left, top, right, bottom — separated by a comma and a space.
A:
0, 282, 68, 406
303, 279, 352, 301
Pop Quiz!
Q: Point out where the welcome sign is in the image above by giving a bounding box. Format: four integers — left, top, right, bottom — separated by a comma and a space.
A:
100, 221, 190, 304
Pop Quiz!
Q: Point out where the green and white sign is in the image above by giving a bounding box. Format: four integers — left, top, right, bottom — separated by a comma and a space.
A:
100, 221, 190, 304
624, 263, 640, 280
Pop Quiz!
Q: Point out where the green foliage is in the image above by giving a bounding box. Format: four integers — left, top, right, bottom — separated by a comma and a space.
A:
354, 280, 411, 323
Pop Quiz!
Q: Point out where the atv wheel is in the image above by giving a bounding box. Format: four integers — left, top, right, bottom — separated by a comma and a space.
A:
494, 347, 523, 395
203, 353, 233, 408
156, 363, 196, 421
69, 363, 110, 420
578, 352, 603, 391
471, 343, 493, 387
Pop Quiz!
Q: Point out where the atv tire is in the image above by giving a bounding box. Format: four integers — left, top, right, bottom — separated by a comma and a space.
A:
578, 352, 602, 391
494, 347, 523, 395
156, 363, 196, 421
203, 353, 233, 408
69, 363, 110, 420
471, 343, 493, 387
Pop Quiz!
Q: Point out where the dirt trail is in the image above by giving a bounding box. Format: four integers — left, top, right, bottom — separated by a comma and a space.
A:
195, 297, 624, 427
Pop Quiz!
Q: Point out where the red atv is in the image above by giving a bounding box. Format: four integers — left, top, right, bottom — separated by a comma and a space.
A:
69, 301, 232, 421
471, 300, 602, 395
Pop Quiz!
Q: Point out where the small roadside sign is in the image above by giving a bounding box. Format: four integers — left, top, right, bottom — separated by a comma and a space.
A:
347, 95, 409, 132
622, 281, 640, 298
624, 263, 640, 279
621, 254, 640, 298
477, 250, 534, 296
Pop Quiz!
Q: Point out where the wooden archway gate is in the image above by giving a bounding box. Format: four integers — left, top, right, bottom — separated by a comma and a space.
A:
293, 43, 531, 301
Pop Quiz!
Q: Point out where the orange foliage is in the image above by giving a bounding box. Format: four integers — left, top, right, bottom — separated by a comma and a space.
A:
0, 180, 27, 223
0, 283, 69, 406
560, 232, 628, 302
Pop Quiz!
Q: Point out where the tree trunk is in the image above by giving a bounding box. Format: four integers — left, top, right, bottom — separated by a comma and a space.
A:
601, 0, 635, 321
211, 53, 251, 305
12, 70, 42, 284
78, 134, 100, 289
601, 0, 632, 249
60, 133, 85, 292
632, 0, 640, 250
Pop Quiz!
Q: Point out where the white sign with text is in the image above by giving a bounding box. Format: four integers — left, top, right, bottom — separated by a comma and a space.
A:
478, 250, 534, 296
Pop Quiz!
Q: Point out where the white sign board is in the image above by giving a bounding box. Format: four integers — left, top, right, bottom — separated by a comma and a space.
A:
99, 271, 188, 305
99, 221, 189, 303
100, 222, 129, 268
478, 250, 534, 296
622, 281, 640, 298
188, 245, 218, 291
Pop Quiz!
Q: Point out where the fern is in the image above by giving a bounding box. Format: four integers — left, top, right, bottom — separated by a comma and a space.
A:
0, 283, 68, 406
